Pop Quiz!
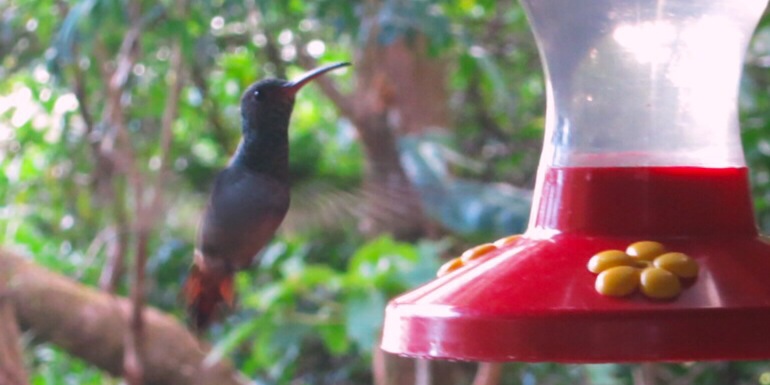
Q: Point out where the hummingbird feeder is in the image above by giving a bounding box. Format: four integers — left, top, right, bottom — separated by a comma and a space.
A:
382, 0, 770, 362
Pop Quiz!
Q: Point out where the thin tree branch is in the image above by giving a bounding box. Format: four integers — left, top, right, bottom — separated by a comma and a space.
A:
93, 2, 148, 384
124, 228, 148, 385
98, 225, 127, 291
245, 0, 287, 79
127, 9, 188, 383
148, 26, 185, 224
88, 37, 135, 297
190, 63, 235, 153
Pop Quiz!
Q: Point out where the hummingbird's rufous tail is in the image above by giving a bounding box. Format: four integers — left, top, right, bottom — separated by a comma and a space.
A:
183, 260, 234, 331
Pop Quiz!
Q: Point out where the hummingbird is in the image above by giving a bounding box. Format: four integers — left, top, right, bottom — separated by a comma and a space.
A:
184, 62, 351, 330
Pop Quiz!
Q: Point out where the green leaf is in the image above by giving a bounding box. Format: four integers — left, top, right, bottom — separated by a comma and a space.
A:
205, 320, 260, 366
318, 323, 350, 355
348, 236, 417, 278
585, 364, 622, 385
344, 289, 385, 352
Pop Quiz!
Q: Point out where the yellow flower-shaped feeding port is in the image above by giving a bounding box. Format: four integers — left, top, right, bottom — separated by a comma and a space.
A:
588, 241, 699, 300
437, 235, 521, 277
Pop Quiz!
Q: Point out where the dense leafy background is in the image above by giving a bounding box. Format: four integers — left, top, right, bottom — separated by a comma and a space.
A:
2, 0, 770, 384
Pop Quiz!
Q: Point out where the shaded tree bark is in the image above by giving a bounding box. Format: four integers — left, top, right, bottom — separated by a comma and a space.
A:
0, 279, 29, 385
0, 248, 248, 385
372, 343, 476, 385
472, 363, 503, 385
633, 363, 660, 385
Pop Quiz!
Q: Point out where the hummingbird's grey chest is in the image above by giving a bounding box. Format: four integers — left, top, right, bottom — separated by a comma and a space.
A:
197, 165, 290, 270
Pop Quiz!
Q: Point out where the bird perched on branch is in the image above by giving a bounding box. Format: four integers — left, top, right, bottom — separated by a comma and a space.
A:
184, 62, 351, 330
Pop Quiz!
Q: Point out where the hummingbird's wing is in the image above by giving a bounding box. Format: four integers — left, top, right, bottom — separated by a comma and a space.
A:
196, 165, 290, 271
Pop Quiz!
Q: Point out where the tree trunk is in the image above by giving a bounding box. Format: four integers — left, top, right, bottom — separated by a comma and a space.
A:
350, 31, 450, 240
0, 248, 248, 385
0, 278, 29, 385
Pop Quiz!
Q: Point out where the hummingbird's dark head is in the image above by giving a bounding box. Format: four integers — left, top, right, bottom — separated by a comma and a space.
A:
240, 62, 351, 133
240, 78, 296, 129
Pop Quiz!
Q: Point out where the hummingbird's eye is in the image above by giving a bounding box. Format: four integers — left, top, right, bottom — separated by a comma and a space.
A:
253, 90, 264, 101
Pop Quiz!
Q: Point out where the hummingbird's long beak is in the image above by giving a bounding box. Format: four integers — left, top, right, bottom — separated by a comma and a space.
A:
283, 62, 351, 96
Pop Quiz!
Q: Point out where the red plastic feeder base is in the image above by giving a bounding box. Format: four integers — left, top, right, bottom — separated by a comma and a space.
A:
382, 167, 770, 362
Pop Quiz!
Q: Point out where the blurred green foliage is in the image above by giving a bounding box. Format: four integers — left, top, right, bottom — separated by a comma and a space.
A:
2, 0, 770, 384
206, 235, 442, 382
